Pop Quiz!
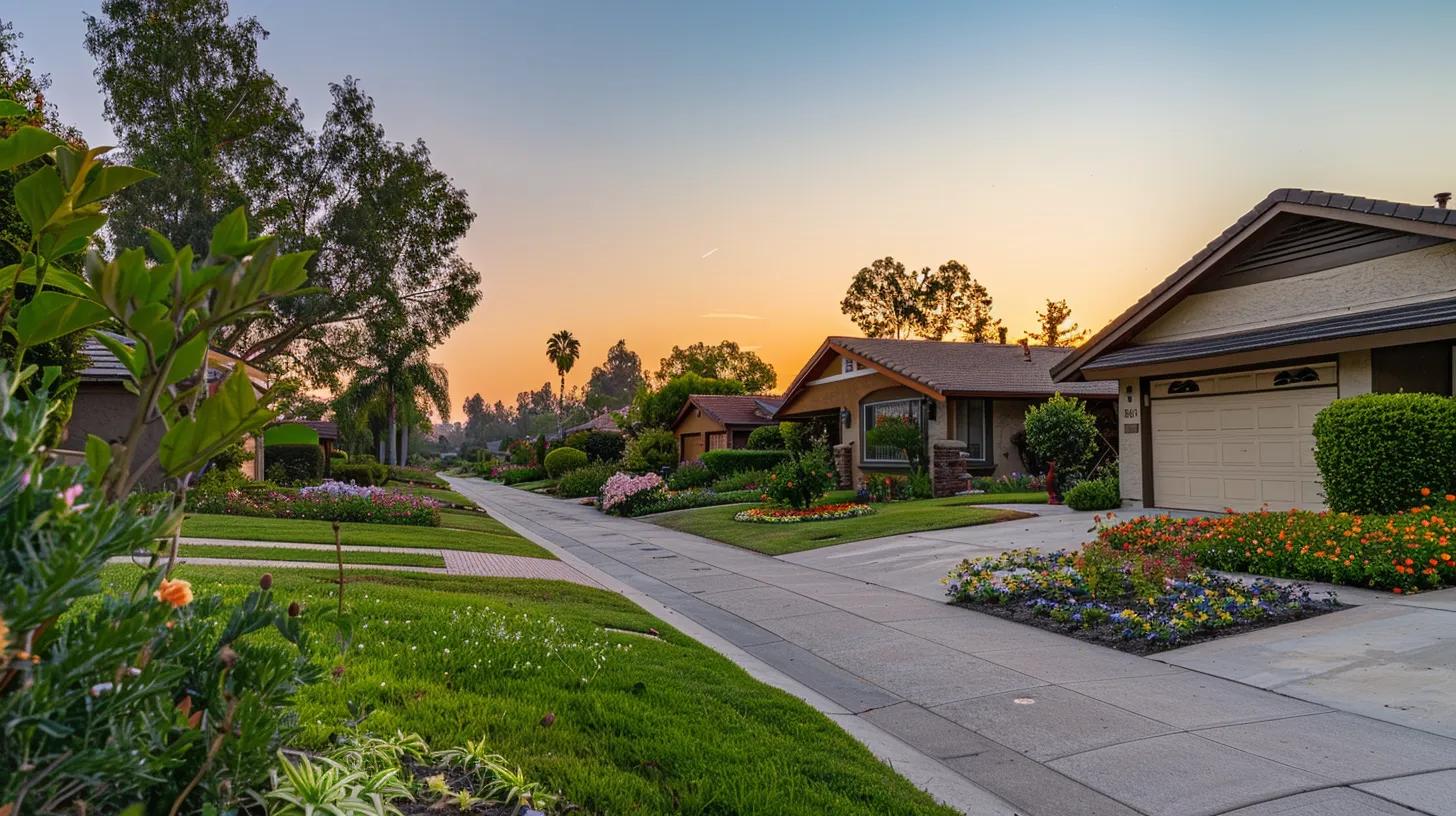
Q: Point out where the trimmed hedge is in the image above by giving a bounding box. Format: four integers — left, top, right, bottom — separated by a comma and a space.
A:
668, 461, 714, 490
263, 444, 323, 485
1065, 475, 1121, 511
543, 446, 589, 478
500, 466, 547, 485
333, 461, 389, 487
1313, 393, 1456, 514
700, 449, 791, 478
745, 425, 785, 450
627, 489, 762, 517
557, 462, 617, 498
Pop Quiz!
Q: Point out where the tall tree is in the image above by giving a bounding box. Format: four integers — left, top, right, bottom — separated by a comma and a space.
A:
84, 3, 480, 387
334, 334, 450, 465
545, 330, 581, 435
462, 392, 487, 440
585, 339, 644, 411
1028, 299, 1088, 347
840, 257, 977, 340
959, 279, 1003, 342
654, 340, 776, 393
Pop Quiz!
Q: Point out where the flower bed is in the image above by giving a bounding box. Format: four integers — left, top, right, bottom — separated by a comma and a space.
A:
599, 471, 665, 515
734, 502, 874, 524
629, 489, 762, 517
1097, 493, 1456, 593
943, 548, 1339, 654
190, 480, 441, 526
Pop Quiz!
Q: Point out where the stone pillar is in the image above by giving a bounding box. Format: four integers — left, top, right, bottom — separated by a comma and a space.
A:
832, 442, 854, 489
932, 439, 970, 498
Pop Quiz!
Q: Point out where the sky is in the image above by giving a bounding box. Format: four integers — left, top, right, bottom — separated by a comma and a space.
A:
10, 1, 1456, 416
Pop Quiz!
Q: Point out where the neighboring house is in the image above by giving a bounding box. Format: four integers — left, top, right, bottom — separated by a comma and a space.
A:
561, 410, 625, 437
672, 395, 784, 462
1053, 188, 1456, 513
64, 334, 269, 486
775, 336, 1116, 494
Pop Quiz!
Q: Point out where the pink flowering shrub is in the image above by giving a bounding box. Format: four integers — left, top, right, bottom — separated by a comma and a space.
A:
190, 480, 441, 526
599, 472, 664, 515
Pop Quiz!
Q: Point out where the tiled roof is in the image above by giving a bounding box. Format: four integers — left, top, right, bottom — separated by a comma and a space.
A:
1053, 188, 1456, 381
562, 411, 625, 435
829, 337, 1117, 399
686, 394, 783, 426
280, 419, 339, 440
80, 335, 132, 381
1084, 296, 1456, 370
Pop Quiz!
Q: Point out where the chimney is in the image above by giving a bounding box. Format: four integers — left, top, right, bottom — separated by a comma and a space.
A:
1018, 338, 1031, 361
997, 326, 1008, 344
1437, 192, 1452, 209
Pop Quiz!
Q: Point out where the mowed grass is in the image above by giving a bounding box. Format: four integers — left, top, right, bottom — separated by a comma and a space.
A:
509, 478, 557, 492
181, 513, 554, 560
650, 489, 1042, 556
176, 543, 445, 568
385, 482, 473, 507
113, 566, 956, 816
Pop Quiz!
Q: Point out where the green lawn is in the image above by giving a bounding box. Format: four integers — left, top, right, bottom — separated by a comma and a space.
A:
510, 478, 557, 492
385, 482, 473, 507
175, 543, 445, 568
181, 514, 555, 559
114, 565, 955, 816
650, 489, 1041, 555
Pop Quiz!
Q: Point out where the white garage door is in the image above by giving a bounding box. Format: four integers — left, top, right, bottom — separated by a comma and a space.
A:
1150, 384, 1334, 513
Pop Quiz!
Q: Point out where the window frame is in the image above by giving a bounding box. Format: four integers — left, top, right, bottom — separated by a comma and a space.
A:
861, 398, 922, 466
953, 398, 992, 463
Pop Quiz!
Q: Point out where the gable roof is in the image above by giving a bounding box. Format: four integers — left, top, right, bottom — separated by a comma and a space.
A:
778, 336, 1115, 410
81, 332, 269, 386
562, 411, 625, 436
674, 394, 783, 429
1052, 188, 1456, 382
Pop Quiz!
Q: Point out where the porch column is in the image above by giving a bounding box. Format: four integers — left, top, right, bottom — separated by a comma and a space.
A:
832, 442, 854, 489
931, 439, 970, 498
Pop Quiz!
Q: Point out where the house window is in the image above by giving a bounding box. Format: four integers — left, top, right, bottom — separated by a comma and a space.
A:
1168, 379, 1200, 394
954, 399, 990, 462
1273, 367, 1319, 386
841, 358, 857, 374
706, 431, 728, 451
862, 399, 921, 464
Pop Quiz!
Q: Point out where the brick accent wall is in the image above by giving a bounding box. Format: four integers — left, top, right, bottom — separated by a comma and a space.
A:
832, 442, 854, 489
932, 439, 970, 498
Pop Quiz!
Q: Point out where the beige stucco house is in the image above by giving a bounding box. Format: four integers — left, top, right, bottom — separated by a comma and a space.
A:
1053, 188, 1456, 513
672, 394, 783, 461
776, 336, 1116, 494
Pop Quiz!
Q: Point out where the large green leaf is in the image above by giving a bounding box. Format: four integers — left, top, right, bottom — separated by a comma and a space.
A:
0, 126, 63, 171
14, 165, 66, 233
166, 332, 209, 386
77, 164, 156, 206
93, 331, 143, 379
159, 367, 275, 476
0, 99, 27, 117
15, 292, 109, 347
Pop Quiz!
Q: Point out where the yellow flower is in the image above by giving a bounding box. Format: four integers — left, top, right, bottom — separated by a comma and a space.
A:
0, 611, 8, 654
154, 578, 193, 609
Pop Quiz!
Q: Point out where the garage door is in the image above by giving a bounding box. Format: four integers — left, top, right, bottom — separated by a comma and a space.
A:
1150, 383, 1334, 513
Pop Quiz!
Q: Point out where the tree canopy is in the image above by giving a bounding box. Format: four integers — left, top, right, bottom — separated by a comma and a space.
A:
586, 339, 644, 411
654, 340, 776, 394
1028, 299, 1087, 347
631, 372, 746, 429
840, 257, 986, 341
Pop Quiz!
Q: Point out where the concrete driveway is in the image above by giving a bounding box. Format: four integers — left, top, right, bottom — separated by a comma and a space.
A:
450, 478, 1456, 816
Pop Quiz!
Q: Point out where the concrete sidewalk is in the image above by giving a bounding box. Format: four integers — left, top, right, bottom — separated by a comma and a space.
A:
450, 476, 1456, 816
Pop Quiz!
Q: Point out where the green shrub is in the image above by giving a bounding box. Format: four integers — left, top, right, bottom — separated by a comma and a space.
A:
668, 461, 715, 490
332, 461, 389, 486
746, 425, 785, 449
543, 446, 589, 478
509, 443, 534, 466
624, 428, 678, 473
388, 465, 445, 486
500, 465, 548, 485
778, 421, 814, 454
1313, 393, 1456, 514
762, 444, 835, 509
700, 449, 792, 478
712, 469, 771, 492
864, 472, 911, 502
583, 430, 626, 463
264, 443, 325, 485
557, 462, 617, 498
628, 489, 763, 517
1065, 474, 1121, 511
907, 470, 933, 500
1023, 393, 1098, 490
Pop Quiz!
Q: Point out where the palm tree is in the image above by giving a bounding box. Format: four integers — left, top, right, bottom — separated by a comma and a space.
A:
336, 344, 451, 465
545, 329, 581, 436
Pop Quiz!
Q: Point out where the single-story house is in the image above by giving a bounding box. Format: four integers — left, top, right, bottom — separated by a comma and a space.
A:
774, 336, 1116, 494
1053, 188, 1456, 513
672, 394, 784, 462
561, 410, 625, 437
63, 334, 270, 485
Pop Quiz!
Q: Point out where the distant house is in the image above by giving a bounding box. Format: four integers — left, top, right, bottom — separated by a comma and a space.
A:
561, 410, 625, 437
671, 395, 783, 462
63, 334, 269, 486
774, 337, 1116, 495
1054, 188, 1456, 513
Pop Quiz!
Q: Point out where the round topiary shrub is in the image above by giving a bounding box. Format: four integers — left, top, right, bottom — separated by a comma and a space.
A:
543, 446, 589, 478
1064, 474, 1121, 511
1313, 393, 1456, 514
746, 425, 785, 450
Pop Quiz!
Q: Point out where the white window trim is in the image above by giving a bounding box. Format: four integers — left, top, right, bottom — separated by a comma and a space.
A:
862, 398, 921, 465
807, 367, 877, 387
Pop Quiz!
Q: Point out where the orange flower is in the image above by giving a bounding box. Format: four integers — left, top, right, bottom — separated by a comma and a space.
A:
1421, 487, 1432, 497
154, 578, 193, 609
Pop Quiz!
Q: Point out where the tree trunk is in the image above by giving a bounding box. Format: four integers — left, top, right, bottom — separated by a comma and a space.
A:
387, 396, 398, 466
376, 431, 385, 463
558, 374, 566, 437
400, 426, 409, 465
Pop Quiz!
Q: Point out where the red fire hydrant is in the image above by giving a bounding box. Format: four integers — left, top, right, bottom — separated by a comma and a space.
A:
1045, 460, 1059, 505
